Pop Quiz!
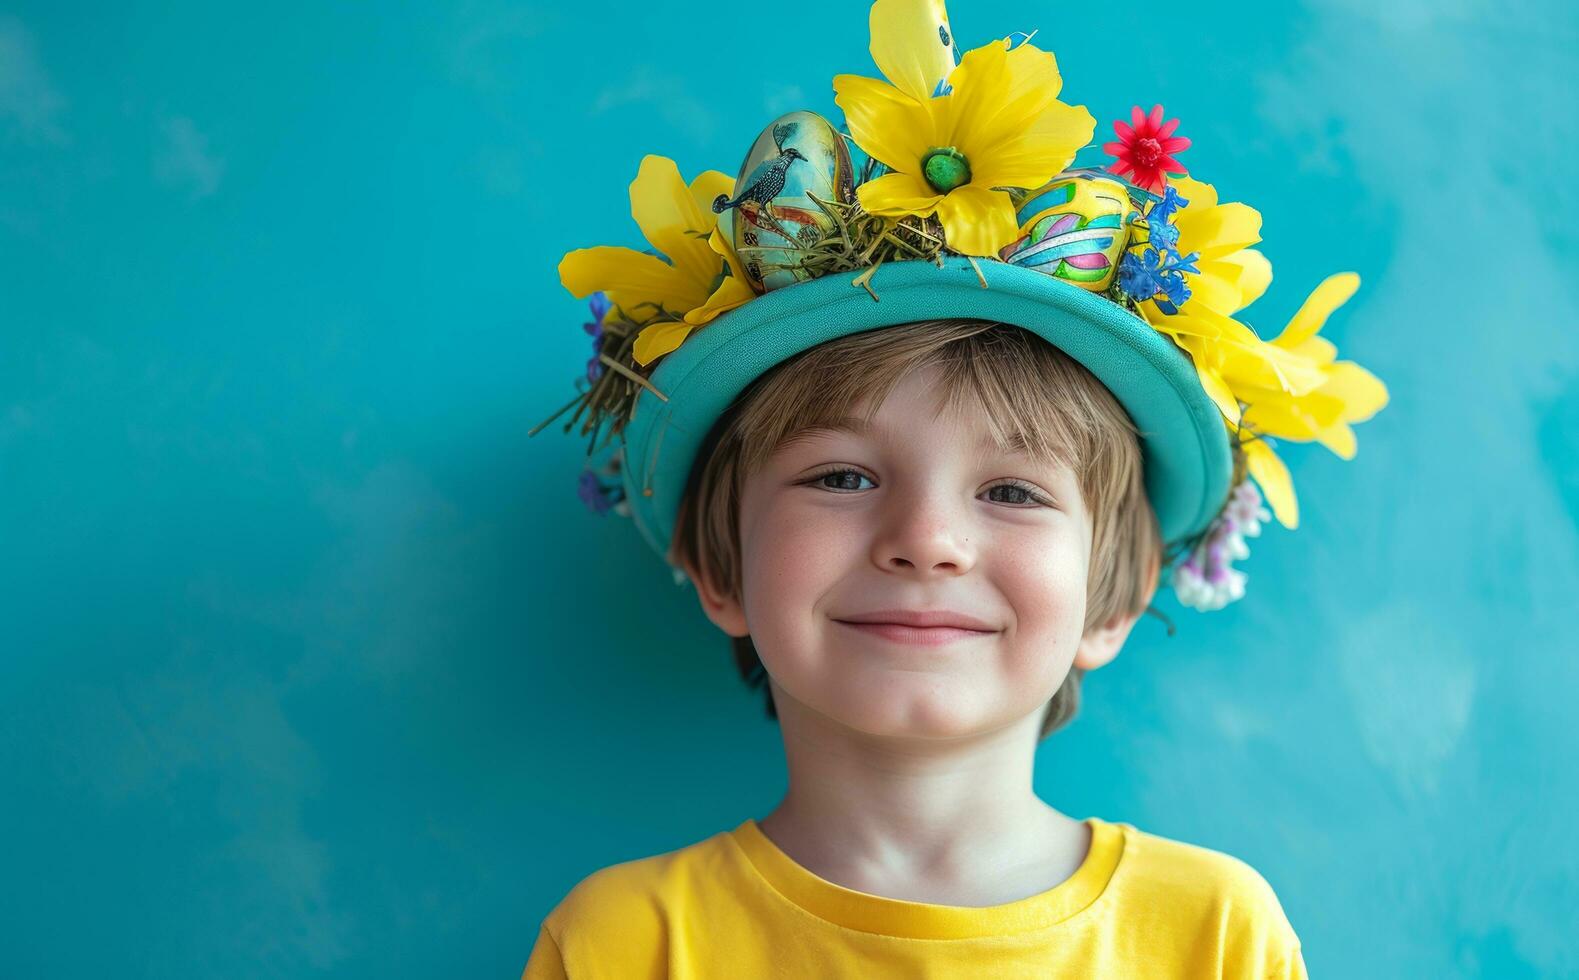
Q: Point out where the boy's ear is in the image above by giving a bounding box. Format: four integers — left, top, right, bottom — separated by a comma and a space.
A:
679, 555, 751, 638
1074, 548, 1162, 671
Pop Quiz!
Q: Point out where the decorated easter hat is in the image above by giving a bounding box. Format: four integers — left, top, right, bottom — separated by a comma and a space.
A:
536, 0, 1389, 612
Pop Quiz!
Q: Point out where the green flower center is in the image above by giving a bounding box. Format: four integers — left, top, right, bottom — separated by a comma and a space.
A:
921, 147, 971, 193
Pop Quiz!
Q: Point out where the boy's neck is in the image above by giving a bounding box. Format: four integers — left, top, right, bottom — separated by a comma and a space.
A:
754, 693, 1090, 907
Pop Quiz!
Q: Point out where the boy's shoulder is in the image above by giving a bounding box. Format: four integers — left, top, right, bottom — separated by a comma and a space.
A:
1105, 819, 1304, 971
538, 825, 739, 942
1110, 818, 1288, 904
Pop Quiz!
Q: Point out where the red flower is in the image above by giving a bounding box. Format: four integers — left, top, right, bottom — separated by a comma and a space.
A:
1103, 104, 1190, 194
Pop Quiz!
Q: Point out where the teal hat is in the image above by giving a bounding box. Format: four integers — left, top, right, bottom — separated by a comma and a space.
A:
540, 0, 1387, 613
616, 257, 1231, 561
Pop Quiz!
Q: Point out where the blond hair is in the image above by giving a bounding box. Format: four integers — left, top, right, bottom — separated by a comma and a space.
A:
671, 318, 1162, 739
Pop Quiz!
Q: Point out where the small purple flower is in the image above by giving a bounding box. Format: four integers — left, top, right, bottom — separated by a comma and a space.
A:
1170, 477, 1273, 612
577, 468, 623, 516
583, 291, 610, 382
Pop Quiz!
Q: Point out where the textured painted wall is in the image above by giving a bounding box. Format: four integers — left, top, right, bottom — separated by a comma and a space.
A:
2, 2, 1575, 977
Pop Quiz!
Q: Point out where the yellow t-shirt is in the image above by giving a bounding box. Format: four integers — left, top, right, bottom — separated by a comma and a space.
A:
523, 815, 1306, 978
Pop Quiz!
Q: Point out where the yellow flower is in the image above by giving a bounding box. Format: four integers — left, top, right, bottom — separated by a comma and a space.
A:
833, 2, 1095, 256
559, 155, 756, 367
1150, 306, 1328, 427
1224, 273, 1389, 530
1164, 175, 1271, 318
1235, 273, 1390, 459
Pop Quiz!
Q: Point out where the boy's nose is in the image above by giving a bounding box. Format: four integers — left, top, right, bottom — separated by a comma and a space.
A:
869, 490, 976, 577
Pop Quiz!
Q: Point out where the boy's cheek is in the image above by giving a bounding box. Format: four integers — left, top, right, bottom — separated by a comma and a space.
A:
743, 499, 865, 594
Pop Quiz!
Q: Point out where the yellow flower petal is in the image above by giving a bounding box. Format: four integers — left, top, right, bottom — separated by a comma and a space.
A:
1235, 354, 1386, 459
869, 0, 957, 104
632, 320, 696, 367
1315, 421, 1357, 460
1161, 308, 1326, 398
1175, 201, 1262, 260
1182, 267, 1245, 317
1194, 360, 1243, 425
630, 155, 721, 295
857, 170, 943, 216
1191, 248, 1272, 317
933, 183, 1019, 256
1226, 339, 1329, 397
1274, 272, 1360, 348
833, 73, 937, 173
1171, 175, 1218, 209
1218, 248, 1272, 312
1002, 41, 1067, 102
1243, 437, 1299, 529
1239, 388, 1345, 440
688, 169, 736, 223
558, 245, 705, 317
944, 41, 1050, 155
968, 102, 1095, 188
1020, 96, 1096, 149
684, 227, 757, 325
1286, 335, 1337, 365
1317, 361, 1390, 421
1152, 308, 1255, 343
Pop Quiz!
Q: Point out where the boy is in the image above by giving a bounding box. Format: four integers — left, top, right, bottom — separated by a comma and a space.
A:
525, 319, 1308, 978
526, 1, 1383, 973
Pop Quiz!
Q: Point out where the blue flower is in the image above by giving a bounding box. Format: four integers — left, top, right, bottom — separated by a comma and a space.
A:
1118, 248, 1166, 301
1148, 217, 1180, 252
1119, 240, 1200, 312
1153, 250, 1197, 313
1143, 186, 1188, 253
1150, 185, 1189, 225
1159, 269, 1191, 308
1170, 249, 1200, 277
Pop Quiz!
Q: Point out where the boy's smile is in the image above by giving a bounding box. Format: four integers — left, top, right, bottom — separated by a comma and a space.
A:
715, 361, 1105, 739
831, 609, 999, 648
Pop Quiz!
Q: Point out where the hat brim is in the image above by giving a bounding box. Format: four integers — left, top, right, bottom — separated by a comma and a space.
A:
619, 256, 1231, 562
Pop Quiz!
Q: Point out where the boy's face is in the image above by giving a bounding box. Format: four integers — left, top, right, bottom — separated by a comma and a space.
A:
690, 362, 1143, 740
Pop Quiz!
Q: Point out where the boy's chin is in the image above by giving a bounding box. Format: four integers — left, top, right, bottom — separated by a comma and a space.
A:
787, 681, 1058, 741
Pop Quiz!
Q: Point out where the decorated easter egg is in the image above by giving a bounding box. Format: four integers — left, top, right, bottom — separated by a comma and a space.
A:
1000, 169, 1134, 292
713, 110, 855, 293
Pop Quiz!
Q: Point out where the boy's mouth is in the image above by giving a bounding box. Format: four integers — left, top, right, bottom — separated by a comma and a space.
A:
833, 609, 998, 646
835, 621, 995, 646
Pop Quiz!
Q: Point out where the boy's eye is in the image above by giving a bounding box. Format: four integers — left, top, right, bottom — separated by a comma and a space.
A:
813, 469, 875, 492
986, 482, 1039, 506
803, 468, 1050, 507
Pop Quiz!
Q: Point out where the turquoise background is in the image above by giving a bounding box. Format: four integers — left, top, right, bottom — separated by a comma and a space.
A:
2, 1, 1575, 976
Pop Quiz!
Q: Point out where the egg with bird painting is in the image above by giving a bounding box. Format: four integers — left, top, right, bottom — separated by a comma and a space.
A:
713, 110, 855, 292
